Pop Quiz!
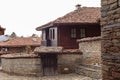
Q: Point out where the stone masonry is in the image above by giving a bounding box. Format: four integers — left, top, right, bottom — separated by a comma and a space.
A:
58, 54, 82, 74
101, 0, 120, 80
1, 54, 42, 76
76, 37, 102, 79
78, 37, 101, 66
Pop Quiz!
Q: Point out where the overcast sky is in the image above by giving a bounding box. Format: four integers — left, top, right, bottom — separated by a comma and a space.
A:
0, 0, 101, 37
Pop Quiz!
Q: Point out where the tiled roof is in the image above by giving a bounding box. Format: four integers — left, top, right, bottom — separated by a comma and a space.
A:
34, 47, 82, 54
63, 49, 82, 54
36, 7, 100, 30
77, 36, 101, 42
0, 37, 41, 47
54, 7, 100, 24
36, 22, 53, 31
1, 53, 38, 58
34, 46, 63, 53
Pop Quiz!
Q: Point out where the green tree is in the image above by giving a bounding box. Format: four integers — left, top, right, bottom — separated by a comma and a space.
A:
10, 32, 17, 38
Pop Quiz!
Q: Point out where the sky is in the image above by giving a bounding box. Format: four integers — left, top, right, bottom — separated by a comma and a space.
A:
0, 0, 101, 37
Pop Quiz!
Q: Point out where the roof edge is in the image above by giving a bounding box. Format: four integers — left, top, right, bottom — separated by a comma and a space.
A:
36, 22, 54, 31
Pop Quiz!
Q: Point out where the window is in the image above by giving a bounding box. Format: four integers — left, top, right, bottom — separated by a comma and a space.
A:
71, 28, 76, 38
49, 29, 55, 40
80, 28, 85, 38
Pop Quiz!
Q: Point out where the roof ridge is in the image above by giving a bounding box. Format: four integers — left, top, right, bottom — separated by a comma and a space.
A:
36, 7, 100, 30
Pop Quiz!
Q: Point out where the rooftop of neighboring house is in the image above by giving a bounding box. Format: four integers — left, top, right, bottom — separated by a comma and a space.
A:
36, 7, 100, 30
0, 37, 41, 47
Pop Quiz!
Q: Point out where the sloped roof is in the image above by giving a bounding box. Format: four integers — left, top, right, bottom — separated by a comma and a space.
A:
0, 37, 41, 47
34, 46, 63, 53
34, 47, 82, 54
54, 7, 100, 24
36, 7, 100, 31
77, 36, 101, 42
1, 53, 38, 58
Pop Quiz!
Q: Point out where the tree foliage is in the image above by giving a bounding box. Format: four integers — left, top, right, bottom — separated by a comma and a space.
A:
10, 32, 17, 38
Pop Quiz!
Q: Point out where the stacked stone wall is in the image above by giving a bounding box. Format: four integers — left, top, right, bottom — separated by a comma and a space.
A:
58, 54, 82, 74
76, 37, 102, 79
101, 0, 120, 80
1, 57, 42, 76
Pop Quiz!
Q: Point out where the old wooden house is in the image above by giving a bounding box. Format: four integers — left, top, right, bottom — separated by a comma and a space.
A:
35, 7, 101, 76
36, 7, 101, 49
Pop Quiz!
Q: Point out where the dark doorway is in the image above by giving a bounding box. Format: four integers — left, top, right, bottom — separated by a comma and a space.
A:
41, 54, 57, 76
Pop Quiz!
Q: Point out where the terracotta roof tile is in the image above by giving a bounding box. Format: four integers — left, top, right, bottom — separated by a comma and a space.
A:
0, 51, 9, 55
63, 49, 82, 54
34, 46, 63, 53
77, 36, 101, 42
1, 53, 38, 58
36, 7, 100, 30
0, 37, 41, 47
54, 7, 100, 24
34, 47, 82, 54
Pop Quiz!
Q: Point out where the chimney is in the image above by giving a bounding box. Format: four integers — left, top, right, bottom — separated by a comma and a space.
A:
75, 4, 81, 9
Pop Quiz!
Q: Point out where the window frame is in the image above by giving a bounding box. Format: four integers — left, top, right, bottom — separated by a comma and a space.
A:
80, 28, 86, 38
49, 28, 55, 40
71, 28, 76, 38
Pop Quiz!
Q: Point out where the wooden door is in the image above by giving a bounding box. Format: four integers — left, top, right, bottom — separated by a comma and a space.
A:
41, 54, 57, 76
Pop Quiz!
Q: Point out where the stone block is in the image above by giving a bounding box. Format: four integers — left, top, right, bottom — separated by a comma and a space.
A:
108, 0, 117, 4
119, 0, 120, 6
110, 2, 118, 10
101, 5, 110, 12
101, 0, 108, 6
75, 65, 102, 79
112, 72, 120, 78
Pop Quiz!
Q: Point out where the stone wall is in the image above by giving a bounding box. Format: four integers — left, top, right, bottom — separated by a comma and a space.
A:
0, 55, 1, 66
76, 37, 102, 79
1, 56, 42, 76
57, 54, 82, 74
101, 0, 120, 80
1, 53, 82, 76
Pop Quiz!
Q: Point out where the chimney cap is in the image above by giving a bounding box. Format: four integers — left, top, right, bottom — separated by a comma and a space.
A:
75, 4, 81, 9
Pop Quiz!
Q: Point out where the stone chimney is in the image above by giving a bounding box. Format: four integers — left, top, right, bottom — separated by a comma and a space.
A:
75, 4, 81, 9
